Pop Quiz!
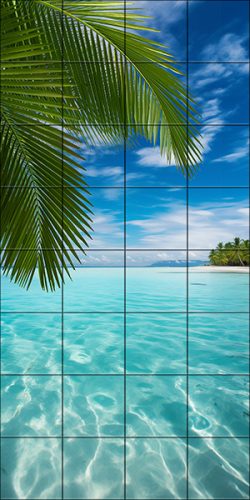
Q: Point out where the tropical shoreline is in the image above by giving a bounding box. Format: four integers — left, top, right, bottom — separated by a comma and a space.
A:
191, 265, 249, 273
188, 266, 249, 274
158, 265, 249, 273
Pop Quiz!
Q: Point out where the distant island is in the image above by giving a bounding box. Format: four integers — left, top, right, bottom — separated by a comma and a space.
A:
150, 238, 249, 268
209, 238, 249, 266
150, 260, 208, 267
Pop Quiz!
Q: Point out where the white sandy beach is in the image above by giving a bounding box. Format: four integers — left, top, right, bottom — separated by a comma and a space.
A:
157, 266, 249, 273
190, 266, 249, 273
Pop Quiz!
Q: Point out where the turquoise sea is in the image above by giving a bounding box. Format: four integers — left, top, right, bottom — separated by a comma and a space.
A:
1, 268, 249, 499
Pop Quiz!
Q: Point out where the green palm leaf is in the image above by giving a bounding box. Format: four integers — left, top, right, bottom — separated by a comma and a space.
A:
1, 0, 201, 290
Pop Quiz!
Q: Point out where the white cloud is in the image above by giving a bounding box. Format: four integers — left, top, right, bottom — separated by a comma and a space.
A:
189, 33, 249, 157
86, 166, 123, 179
101, 188, 122, 201
189, 199, 249, 248
238, 208, 249, 216
126, 250, 187, 267
126, 197, 249, 250
202, 33, 248, 62
192, 61, 248, 93
129, 0, 186, 37
126, 172, 146, 182
78, 195, 248, 265
136, 0, 186, 27
213, 142, 249, 163
195, 100, 225, 157
201, 98, 222, 122
190, 34, 247, 137
128, 0, 188, 60
79, 252, 123, 267
89, 210, 123, 248
136, 146, 176, 167
192, 63, 232, 90
128, 201, 187, 248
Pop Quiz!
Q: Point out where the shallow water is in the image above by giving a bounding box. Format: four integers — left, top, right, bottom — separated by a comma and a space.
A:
1, 268, 249, 499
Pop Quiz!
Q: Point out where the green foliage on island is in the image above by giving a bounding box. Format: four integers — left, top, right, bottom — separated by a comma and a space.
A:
209, 238, 249, 266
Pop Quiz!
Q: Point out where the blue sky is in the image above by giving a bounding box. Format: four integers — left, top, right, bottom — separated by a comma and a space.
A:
78, 0, 249, 266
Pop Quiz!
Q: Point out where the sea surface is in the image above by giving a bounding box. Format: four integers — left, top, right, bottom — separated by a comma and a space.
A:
1, 268, 249, 499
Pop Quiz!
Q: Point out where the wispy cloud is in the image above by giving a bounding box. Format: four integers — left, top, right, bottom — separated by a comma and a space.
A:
191, 99, 225, 159
189, 199, 249, 248
86, 166, 123, 179
90, 210, 123, 248
213, 140, 249, 163
129, 0, 187, 59
135, 0, 186, 27
200, 98, 224, 125
190, 32, 248, 153
202, 33, 248, 62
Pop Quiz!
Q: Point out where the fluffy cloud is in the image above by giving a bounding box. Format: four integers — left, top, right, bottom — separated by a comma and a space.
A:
136, 147, 176, 167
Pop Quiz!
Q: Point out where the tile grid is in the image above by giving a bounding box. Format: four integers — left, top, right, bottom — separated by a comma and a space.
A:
0, 2, 250, 500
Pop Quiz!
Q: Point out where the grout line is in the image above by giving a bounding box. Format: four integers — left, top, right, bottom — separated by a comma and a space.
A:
1, 123, 249, 127
1, 248, 250, 252
186, 2, 189, 498
1, 60, 250, 64
1, 311, 249, 315
1, 373, 249, 377
2, 496, 248, 500
1, 497, 248, 500
1, 435, 249, 440
124, 2, 127, 498
1, 186, 250, 189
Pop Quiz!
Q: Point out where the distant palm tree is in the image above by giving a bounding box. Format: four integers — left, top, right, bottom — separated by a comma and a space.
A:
209, 238, 249, 266
1, 0, 201, 290
209, 247, 228, 266
228, 237, 244, 266
241, 240, 250, 265
217, 242, 228, 265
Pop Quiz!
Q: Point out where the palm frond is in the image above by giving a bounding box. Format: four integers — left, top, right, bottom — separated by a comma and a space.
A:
0, 122, 92, 290
41, 0, 202, 169
0, 0, 202, 290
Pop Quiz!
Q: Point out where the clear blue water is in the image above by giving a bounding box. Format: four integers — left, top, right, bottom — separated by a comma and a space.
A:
1, 268, 249, 499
